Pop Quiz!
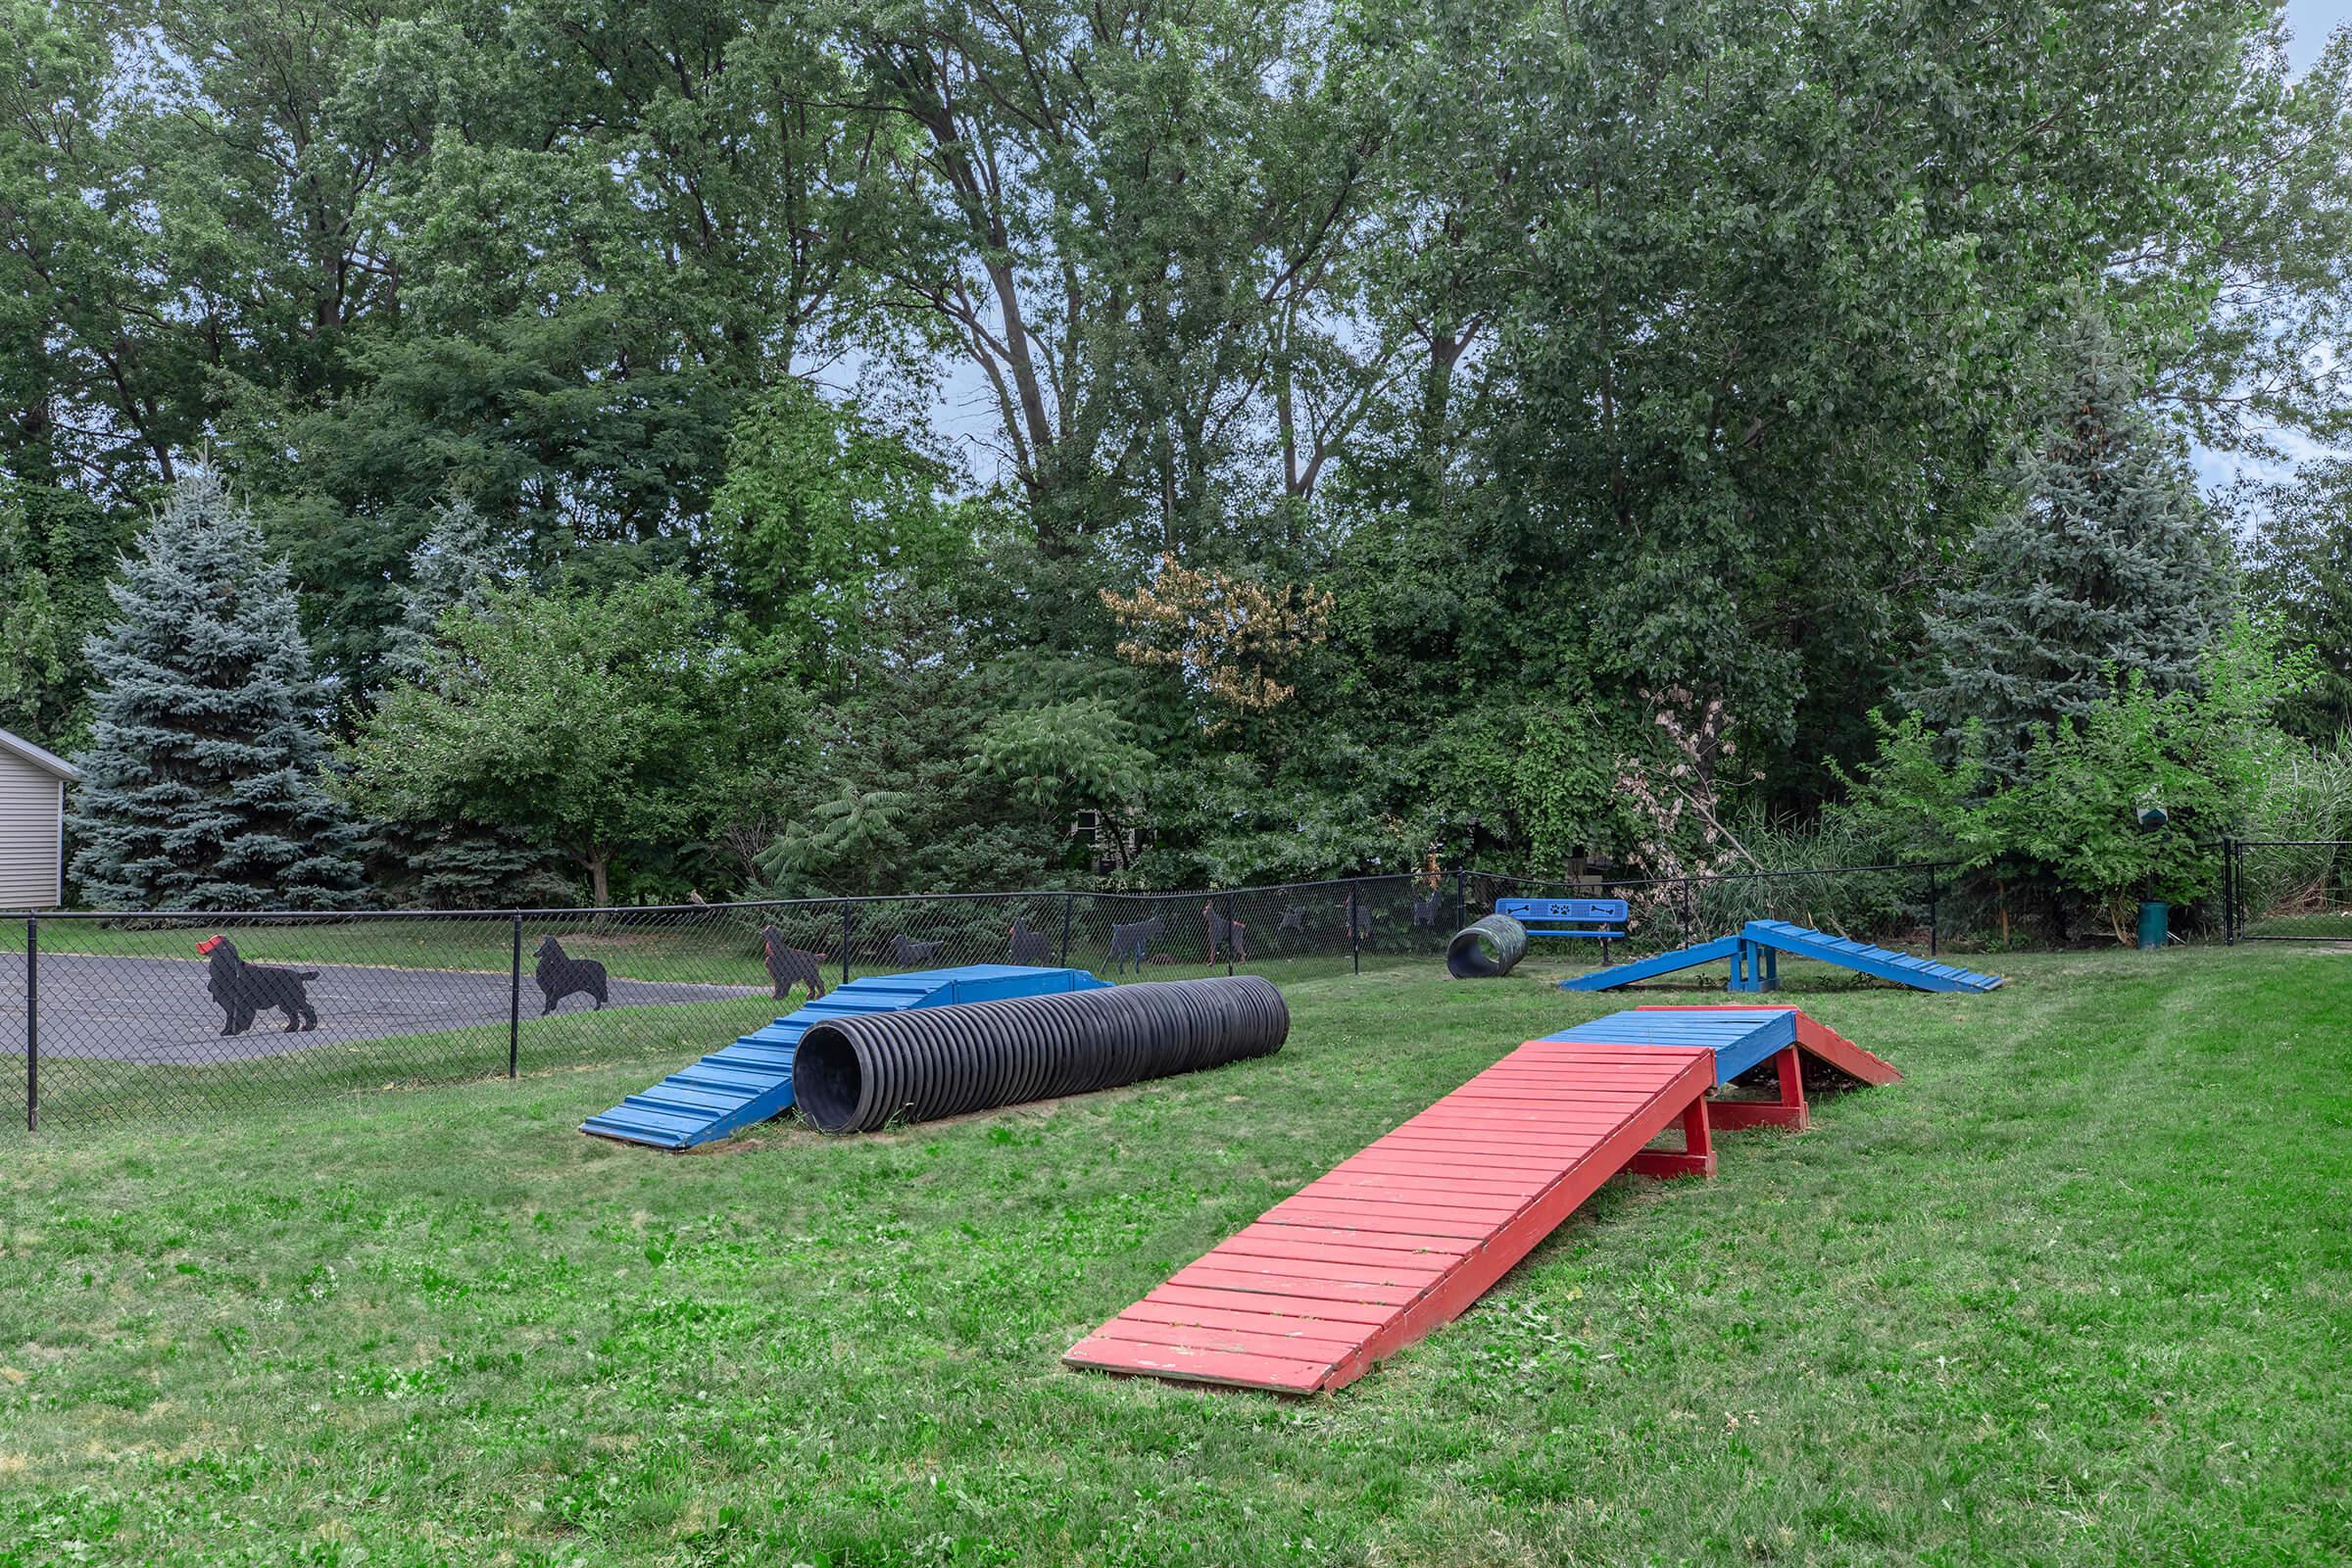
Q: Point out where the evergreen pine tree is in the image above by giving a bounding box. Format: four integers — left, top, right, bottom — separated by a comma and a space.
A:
383, 498, 507, 688
365, 497, 573, 907
1904, 304, 2234, 779
68, 469, 368, 909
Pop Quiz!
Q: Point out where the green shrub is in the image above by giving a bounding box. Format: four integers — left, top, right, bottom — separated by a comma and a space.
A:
1830, 621, 2315, 942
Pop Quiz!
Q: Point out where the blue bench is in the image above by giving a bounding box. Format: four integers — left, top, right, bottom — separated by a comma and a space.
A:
1494, 897, 1628, 959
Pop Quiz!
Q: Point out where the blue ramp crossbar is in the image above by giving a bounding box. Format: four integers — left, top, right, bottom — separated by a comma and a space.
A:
1739, 920, 2003, 993
1556, 934, 1745, 993
581, 964, 1112, 1151
1540, 1007, 1797, 1085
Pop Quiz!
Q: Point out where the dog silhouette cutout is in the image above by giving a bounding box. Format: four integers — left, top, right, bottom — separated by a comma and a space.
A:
759, 924, 829, 1000
890, 934, 945, 967
534, 936, 609, 1014
1108, 914, 1163, 974
1008, 916, 1055, 966
1411, 892, 1444, 928
1277, 905, 1307, 934
1201, 904, 1249, 962
1337, 900, 1374, 938
198, 935, 318, 1035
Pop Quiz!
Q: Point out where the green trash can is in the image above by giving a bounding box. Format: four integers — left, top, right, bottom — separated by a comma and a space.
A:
2136, 901, 2169, 951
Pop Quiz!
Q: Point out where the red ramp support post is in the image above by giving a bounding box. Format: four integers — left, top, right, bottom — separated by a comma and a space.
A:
1707, 1045, 1808, 1132
1628, 1094, 1715, 1178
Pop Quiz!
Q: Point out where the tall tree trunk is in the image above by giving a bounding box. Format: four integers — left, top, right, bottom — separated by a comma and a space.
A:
577, 849, 612, 906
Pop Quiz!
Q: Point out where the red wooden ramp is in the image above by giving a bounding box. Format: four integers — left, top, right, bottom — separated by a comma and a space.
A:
1066, 1004, 1896, 1396
1063, 1040, 1718, 1395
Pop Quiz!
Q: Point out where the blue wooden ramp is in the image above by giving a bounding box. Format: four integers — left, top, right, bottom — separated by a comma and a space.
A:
581, 964, 1110, 1151
1555, 934, 1745, 993
1560, 920, 2002, 995
1740, 920, 2002, 992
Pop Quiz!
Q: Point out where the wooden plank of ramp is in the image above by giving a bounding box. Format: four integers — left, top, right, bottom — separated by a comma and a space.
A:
1063, 1041, 1715, 1395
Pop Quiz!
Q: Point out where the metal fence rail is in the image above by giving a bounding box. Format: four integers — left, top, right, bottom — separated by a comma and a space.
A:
0, 847, 2276, 1133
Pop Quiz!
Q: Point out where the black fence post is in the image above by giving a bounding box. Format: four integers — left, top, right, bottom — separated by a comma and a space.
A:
1223, 891, 1236, 977
1453, 867, 1467, 933
2224, 838, 2237, 945
1058, 891, 1075, 967
1680, 878, 1695, 946
1349, 880, 1362, 975
24, 914, 37, 1133
840, 902, 853, 987
2236, 838, 2245, 942
1926, 866, 1939, 956
507, 913, 521, 1079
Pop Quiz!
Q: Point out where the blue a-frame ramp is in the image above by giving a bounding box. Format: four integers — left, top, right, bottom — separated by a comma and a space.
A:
1560, 919, 2001, 995
1553, 934, 1746, 993
581, 964, 1110, 1151
1741, 919, 2002, 992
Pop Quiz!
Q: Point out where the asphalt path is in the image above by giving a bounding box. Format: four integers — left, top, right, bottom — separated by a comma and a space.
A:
0, 952, 766, 1065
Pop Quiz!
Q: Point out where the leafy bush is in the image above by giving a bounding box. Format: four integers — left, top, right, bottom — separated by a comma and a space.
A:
1831, 621, 2314, 942
2237, 735, 2352, 931
2249, 732, 2352, 842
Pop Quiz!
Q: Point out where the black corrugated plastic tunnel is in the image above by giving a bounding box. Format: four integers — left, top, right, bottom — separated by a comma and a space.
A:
1446, 912, 1529, 978
792, 975, 1289, 1134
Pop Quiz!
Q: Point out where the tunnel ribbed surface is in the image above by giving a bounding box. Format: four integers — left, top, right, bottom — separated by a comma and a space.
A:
1446, 913, 1529, 978
792, 975, 1290, 1133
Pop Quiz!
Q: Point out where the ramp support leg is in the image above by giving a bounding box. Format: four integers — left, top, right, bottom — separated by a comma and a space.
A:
1629, 1094, 1716, 1180
1727, 940, 1780, 994
1709, 1045, 1809, 1132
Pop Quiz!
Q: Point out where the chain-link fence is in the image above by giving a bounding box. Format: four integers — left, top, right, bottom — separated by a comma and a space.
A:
0, 880, 1465, 1133
0, 850, 2282, 1134
1, 906, 793, 1133
2229, 839, 2352, 941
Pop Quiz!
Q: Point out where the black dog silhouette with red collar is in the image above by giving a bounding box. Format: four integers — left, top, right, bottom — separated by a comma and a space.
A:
198, 935, 319, 1035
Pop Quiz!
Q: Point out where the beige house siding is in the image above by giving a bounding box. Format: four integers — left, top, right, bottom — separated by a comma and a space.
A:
0, 743, 70, 907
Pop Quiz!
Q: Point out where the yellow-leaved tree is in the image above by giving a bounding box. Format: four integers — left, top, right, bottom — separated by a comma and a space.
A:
1100, 556, 1333, 722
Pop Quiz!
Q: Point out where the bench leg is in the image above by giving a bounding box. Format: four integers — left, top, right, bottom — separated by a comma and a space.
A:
1630, 1095, 1716, 1179
1708, 1045, 1809, 1131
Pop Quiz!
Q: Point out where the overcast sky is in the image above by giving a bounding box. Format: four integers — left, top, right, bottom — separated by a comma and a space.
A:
2289, 1, 2351, 68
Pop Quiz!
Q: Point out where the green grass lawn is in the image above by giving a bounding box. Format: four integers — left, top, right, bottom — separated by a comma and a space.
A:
15, 998, 792, 1133
1, 947, 2345, 1566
